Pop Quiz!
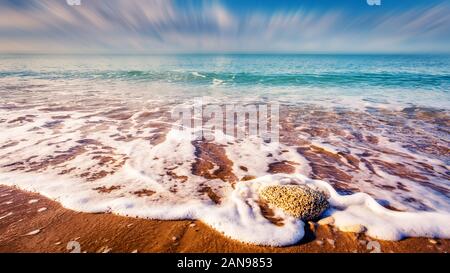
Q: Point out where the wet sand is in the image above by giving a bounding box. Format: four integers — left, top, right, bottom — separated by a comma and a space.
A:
0, 185, 448, 253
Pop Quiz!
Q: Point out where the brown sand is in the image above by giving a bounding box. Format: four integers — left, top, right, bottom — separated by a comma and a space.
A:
0, 185, 448, 253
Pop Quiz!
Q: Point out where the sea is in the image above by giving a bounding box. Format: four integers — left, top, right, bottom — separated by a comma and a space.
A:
0, 54, 449, 246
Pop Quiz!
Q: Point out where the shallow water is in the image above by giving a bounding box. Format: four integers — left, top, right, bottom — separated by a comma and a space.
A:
2, 55, 450, 106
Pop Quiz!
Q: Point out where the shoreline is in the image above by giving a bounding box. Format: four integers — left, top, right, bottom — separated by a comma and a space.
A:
0, 102, 449, 250
1, 185, 448, 253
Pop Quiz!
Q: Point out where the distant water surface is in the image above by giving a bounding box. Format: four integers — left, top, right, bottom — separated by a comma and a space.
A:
1, 54, 449, 110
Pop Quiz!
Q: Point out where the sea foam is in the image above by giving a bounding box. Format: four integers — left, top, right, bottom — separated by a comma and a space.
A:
1, 125, 449, 246
2, 170, 450, 246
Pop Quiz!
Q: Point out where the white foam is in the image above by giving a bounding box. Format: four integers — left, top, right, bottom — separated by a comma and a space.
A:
25, 229, 41, 236
212, 78, 224, 86
191, 72, 206, 78
0, 212, 13, 220
1, 168, 449, 246
0, 103, 449, 246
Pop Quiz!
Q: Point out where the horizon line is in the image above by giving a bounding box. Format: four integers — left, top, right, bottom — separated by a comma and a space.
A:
2, 51, 450, 56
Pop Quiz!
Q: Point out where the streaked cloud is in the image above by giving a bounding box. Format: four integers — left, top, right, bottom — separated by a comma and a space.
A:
0, 0, 448, 53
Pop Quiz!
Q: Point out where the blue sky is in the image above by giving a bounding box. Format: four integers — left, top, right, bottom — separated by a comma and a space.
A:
0, 0, 449, 53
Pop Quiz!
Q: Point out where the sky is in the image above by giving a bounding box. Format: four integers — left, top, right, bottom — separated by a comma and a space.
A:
0, 0, 449, 54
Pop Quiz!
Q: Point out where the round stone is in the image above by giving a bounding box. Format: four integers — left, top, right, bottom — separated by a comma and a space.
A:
259, 184, 329, 221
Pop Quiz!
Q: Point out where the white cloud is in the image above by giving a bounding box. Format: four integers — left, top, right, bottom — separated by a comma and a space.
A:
0, 0, 448, 53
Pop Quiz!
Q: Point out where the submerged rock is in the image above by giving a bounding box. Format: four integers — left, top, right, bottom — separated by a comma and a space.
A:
259, 185, 329, 221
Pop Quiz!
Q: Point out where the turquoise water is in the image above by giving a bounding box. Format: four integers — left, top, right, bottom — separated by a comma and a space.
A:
1, 54, 449, 109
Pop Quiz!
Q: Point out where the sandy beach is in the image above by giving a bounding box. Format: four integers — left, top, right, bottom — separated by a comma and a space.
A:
1, 185, 448, 253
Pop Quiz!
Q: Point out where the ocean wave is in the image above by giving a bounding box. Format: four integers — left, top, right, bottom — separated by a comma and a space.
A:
1, 70, 449, 89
